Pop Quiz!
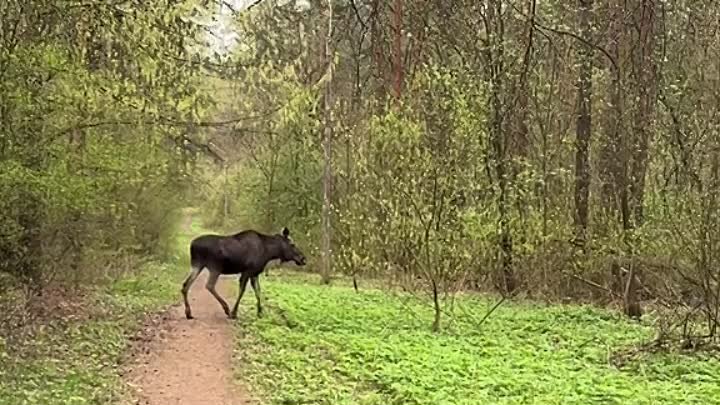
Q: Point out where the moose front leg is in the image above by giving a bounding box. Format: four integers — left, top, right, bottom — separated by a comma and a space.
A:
230, 273, 250, 319
250, 276, 263, 317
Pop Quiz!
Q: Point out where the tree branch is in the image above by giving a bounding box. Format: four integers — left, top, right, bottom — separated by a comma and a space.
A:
509, 2, 619, 73
54, 111, 281, 139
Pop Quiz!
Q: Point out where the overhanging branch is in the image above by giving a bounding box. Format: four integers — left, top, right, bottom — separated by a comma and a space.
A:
509, 2, 619, 73
54, 111, 281, 139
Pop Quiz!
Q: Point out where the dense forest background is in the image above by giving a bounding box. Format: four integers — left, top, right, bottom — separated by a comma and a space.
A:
2, 0, 719, 344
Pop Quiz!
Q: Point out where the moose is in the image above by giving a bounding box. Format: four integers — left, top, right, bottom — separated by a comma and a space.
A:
182, 227, 306, 320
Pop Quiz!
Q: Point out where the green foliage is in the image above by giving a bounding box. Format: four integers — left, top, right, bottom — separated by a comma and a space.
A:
331, 66, 492, 327
199, 0, 720, 343
0, 261, 184, 405
0, 211, 194, 405
198, 70, 323, 258
0, 0, 209, 287
234, 276, 720, 405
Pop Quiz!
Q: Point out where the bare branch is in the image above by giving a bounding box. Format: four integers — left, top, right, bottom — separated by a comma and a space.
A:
509, 1, 619, 73
54, 110, 281, 139
349, 0, 368, 31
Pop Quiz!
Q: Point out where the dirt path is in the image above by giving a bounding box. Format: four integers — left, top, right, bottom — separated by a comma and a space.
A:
124, 212, 255, 405
124, 275, 251, 405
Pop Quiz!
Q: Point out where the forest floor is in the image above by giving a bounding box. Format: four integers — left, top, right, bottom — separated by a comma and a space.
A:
123, 271, 253, 405
0, 208, 256, 405
232, 273, 720, 405
2, 210, 720, 405
123, 209, 255, 405
0, 225, 194, 404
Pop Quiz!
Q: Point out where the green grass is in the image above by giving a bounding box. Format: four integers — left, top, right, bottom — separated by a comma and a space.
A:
233, 274, 720, 405
0, 263, 184, 405
0, 215, 194, 405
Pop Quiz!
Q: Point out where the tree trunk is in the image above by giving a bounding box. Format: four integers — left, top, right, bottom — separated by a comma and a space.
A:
321, 0, 335, 285
486, 0, 516, 294
392, 0, 404, 99
628, 0, 656, 227
431, 278, 441, 332
573, 0, 593, 247
223, 163, 229, 225
623, 264, 643, 320
370, 0, 387, 103
599, 0, 625, 226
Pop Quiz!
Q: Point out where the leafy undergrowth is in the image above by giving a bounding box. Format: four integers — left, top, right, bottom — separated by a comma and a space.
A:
234, 273, 720, 405
0, 209, 199, 405
0, 263, 184, 405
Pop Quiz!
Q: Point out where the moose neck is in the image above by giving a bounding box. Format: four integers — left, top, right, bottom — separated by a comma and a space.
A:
260, 235, 285, 263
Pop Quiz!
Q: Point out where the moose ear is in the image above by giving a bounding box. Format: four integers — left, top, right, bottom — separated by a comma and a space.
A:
282, 227, 290, 238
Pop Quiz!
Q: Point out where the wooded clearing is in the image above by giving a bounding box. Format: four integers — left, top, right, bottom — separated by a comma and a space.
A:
1, 1, 720, 404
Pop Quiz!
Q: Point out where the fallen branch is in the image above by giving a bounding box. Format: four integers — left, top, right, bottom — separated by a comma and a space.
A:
559, 268, 621, 299
476, 294, 509, 327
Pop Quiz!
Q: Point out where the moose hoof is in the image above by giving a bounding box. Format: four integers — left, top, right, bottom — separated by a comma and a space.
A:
229, 312, 238, 320
185, 313, 194, 320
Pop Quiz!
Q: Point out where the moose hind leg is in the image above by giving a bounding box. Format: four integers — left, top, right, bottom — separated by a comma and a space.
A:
182, 266, 202, 319
206, 270, 231, 316
230, 273, 250, 319
251, 276, 263, 317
